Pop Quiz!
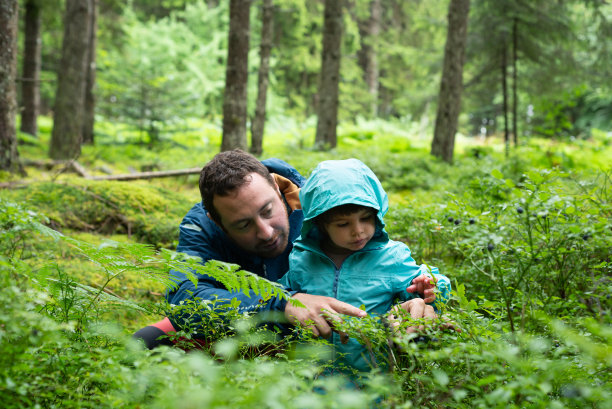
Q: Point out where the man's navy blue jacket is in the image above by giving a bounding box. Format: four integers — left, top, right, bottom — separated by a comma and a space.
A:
166, 159, 305, 327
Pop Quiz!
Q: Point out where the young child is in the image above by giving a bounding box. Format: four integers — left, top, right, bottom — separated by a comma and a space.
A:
280, 158, 451, 373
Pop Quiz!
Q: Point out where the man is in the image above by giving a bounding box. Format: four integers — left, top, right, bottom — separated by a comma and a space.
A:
134, 150, 437, 348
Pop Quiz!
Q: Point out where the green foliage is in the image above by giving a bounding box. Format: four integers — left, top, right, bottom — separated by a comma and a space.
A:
97, 3, 229, 142
390, 311, 612, 408
2, 179, 193, 247
20, 0, 611, 141
4, 116, 612, 407
532, 86, 612, 138
0, 201, 385, 408
419, 167, 612, 330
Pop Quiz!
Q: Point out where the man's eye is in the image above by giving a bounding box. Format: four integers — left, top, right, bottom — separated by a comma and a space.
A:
237, 222, 250, 231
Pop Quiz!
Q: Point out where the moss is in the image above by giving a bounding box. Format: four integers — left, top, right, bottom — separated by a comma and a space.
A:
2, 179, 193, 247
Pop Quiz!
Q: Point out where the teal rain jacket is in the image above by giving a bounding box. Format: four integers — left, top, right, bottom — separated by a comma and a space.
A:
280, 159, 451, 372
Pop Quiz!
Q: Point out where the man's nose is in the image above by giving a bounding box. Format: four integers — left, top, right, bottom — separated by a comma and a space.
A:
255, 218, 274, 240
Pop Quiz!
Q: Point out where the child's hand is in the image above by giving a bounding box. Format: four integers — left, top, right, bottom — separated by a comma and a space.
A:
406, 274, 436, 303
387, 299, 461, 335
387, 299, 436, 334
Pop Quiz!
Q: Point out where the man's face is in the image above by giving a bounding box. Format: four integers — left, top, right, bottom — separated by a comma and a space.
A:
212, 173, 290, 258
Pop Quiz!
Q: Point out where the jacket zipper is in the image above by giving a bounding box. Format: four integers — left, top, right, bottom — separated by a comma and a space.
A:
332, 264, 341, 298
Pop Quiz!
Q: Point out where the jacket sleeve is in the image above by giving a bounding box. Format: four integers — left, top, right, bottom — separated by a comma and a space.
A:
393, 245, 452, 308
278, 269, 300, 293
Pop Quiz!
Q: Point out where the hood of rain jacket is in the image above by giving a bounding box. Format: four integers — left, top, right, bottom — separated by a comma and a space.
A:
299, 158, 389, 245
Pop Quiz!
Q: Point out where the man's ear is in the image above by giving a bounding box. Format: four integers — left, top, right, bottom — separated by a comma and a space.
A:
274, 181, 284, 200
207, 211, 226, 232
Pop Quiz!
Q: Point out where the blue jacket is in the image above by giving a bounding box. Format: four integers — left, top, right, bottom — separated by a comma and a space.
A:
280, 159, 451, 372
166, 159, 305, 326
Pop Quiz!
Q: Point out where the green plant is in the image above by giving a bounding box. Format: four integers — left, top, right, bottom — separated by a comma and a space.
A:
436, 168, 611, 331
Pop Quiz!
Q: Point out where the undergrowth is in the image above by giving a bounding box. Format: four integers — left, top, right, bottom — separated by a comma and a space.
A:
1, 120, 611, 407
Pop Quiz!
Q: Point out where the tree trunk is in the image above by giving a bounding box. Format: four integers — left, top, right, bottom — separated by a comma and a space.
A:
49, 0, 92, 160
512, 17, 518, 147
431, 0, 470, 163
0, 0, 23, 174
357, 0, 381, 117
221, 0, 251, 152
82, 0, 98, 145
501, 41, 509, 157
315, 0, 343, 150
20, 0, 41, 137
250, 0, 273, 156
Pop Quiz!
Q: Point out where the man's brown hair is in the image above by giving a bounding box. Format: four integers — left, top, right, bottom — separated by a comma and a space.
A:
199, 149, 275, 224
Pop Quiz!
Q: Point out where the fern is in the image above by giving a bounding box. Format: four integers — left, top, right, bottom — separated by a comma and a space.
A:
59, 236, 289, 308
190, 259, 289, 302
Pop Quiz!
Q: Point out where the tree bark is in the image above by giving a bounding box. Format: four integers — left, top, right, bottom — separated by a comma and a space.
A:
82, 0, 98, 145
357, 0, 381, 117
20, 0, 41, 137
315, 0, 343, 150
250, 0, 273, 156
431, 0, 470, 163
512, 17, 518, 147
49, 0, 92, 160
221, 0, 251, 152
0, 0, 23, 174
501, 41, 509, 157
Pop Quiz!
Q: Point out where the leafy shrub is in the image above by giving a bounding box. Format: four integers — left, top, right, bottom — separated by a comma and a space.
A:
430, 168, 612, 328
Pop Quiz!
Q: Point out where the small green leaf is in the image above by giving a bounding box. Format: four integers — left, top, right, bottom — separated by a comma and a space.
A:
491, 169, 503, 179
433, 369, 449, 386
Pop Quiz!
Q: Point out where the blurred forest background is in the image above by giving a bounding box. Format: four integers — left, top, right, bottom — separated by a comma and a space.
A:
2, 0, 611, 168
0, 1, 611, 408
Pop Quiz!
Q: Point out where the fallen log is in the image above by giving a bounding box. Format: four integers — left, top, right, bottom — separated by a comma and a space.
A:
89, 167, 202, 181
10, 159, 202, 184
0, 181, 27, 189
21, 159, 90, 178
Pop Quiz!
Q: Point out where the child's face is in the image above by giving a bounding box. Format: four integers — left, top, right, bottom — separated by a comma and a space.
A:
323, 208, 376, 252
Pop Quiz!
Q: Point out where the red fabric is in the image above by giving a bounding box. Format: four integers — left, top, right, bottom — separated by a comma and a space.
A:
151, 317, 176, 333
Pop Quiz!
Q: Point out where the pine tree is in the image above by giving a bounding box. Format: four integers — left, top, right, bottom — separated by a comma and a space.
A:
250, 0, 274, 156
20, 0, 41, 137
431, 0, 471, 163
0, 0, 23, 174
315, 0, 343, 150
49, 0, 92, 159
221, 0, 251, 152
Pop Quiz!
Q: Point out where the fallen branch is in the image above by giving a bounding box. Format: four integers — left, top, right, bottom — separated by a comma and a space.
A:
21, 159, 90, 178
10, 158, 202, 184
89, 167, 201, 181
0, 181, 27, 189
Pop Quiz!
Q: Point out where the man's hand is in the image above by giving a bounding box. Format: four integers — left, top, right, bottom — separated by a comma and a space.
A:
406, 274, 436, 303
284, 293, 367, 340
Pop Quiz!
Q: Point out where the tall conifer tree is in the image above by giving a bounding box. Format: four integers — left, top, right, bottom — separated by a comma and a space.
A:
431, 0, 470, 163
0, 0, 23, 174
315, 0, 343, 150
221, 0, 251, 152
20, 0, 41, 137
49, 0, 92, 160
